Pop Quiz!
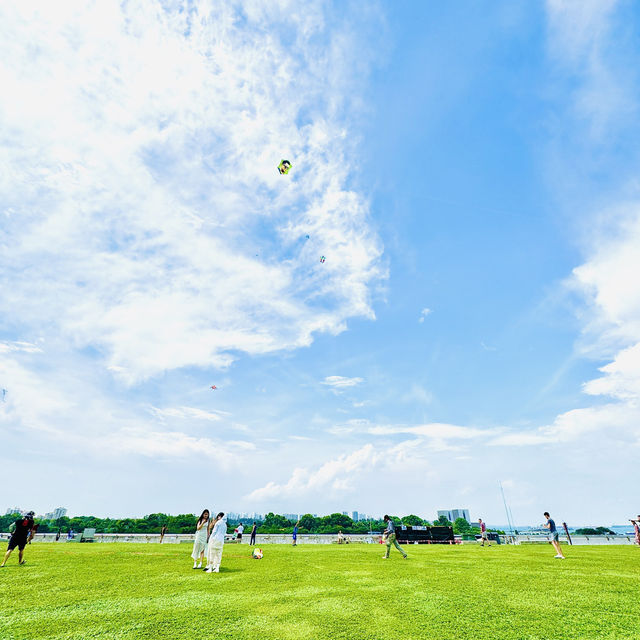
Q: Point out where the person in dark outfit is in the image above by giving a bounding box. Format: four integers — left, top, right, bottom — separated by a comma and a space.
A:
249, 522, 257, 546
1, 512, 36, 567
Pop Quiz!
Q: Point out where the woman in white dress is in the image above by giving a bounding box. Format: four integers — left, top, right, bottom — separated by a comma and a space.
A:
205, 512, 227, 573
191, 509, 209, 569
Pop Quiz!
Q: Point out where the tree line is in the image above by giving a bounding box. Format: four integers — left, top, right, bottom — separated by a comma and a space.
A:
1, 511, 502, 535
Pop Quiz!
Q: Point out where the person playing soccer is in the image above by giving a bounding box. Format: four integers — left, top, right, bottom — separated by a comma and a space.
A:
1, 511, 36, 567
544, 512, 565, 559
191, 509, 209, 569
205, 513, 227, 573
249, 522, 257, 546
478, 518, 491, 547
382, 515, 407, 560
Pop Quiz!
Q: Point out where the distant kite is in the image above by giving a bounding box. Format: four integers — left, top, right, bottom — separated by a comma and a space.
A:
277, 160, 292, 175
210, 385, 217, 390
1, 389, 6, 402
320, 256, 326, 263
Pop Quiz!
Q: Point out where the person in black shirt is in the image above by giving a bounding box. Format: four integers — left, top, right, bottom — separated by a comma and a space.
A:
1, 511, 36, 567
249, 522, 257, 546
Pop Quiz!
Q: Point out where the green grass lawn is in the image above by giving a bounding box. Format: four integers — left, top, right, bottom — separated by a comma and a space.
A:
1, 542, 638, 639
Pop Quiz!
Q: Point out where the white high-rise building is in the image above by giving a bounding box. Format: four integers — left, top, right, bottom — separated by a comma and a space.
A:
437, 509, 470, 523
352, 511, 359, 521
52, 507, 67, 519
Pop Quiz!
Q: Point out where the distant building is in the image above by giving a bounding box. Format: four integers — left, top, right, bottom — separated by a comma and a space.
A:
437, 509, 470, 523
342, 511, 348, 516
352, 511, 359, 521
5, 507, 24, 516
283, 513, 299, 522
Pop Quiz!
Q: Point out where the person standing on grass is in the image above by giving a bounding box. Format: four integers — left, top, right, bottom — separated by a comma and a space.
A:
478, 518, 491, 547
630, 515, 640, 546
249, 522, 257, 546
292, 520, 299, 546
236, 522, 244, 542
191, 510, 210, 569
205, 512, 227, 573
382, 515, 407, 560
160, 524, 167, 544
544, 512, 565, 559
1, 511, 36, 567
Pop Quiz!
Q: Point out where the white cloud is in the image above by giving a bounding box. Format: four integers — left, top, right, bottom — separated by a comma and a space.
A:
321, 375, 364, 389
418, 307, 432, 323
245, 444, 380, 501
546, 0, 636, 138
0, 1, 384, 384
150, 406, 230, 422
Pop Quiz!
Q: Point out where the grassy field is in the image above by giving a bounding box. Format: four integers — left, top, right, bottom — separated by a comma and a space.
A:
1, 542, 638, 639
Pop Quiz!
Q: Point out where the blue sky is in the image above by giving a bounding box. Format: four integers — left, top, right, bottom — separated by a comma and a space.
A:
1, 0, 639, 525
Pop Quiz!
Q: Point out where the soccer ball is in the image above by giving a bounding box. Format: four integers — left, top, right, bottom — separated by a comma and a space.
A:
252, 548, 263, 559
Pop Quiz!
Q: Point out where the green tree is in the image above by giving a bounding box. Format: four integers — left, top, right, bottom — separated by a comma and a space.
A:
453, 518, 470, 534
403, 515, 426, 526
434, 515, 452, 527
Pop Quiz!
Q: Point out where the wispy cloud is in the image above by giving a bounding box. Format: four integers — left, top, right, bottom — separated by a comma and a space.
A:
418, 308, 432, 323
0, 1, 384, 385
321, 375, 364, 389
150, 406, 231, 422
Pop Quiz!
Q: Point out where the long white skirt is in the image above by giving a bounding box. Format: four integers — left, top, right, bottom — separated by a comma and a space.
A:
191, 537, 207, 560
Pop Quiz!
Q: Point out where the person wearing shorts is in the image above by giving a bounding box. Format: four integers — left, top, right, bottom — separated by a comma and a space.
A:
382, 515, 407, 559
1, 512, 36, 567
236, 523, 244, 541
544, 512, 565, 559
478, 518, 491, 547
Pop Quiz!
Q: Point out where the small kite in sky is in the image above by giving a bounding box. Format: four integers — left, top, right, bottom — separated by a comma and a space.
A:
277, 159, 292, 175
305, 234, 310, 239
210, 385, 217, 390
320, 256, 326, 263
1, 389, 6, 402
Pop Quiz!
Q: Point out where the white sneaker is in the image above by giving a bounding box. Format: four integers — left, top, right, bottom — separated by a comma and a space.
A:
205, 568, 213, 573
554, 555, 565, 559
214, 567, 220, 573
196, 563, 202, 568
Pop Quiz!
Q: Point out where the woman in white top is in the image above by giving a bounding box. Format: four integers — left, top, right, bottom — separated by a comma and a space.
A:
191, 509, 209, 569
205, 512, 227, 573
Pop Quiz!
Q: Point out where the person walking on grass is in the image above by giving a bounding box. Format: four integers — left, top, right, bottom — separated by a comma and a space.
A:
630, 515, 640, 546
544, 512, 565, 559
382, 515, 407, 560
478, 518, 491, 547
249, 522, 257, 546
160, 524, 167, 544
1, 511, 36, 567
191, 509, 210, 569
205, 513, 227, 573
292, 520, 299, 546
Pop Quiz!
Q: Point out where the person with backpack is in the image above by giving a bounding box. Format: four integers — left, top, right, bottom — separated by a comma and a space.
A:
1, 511, 36, 567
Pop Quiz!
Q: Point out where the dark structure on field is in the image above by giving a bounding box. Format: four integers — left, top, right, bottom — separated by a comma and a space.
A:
395, 525, 454, 544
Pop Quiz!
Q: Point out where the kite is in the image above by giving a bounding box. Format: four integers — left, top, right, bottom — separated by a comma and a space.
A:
320, 256, 326, 263
210, 385, 217, 390
1, 389, 6, 402
305, 235, 310, 239
277, 159, 292, 175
